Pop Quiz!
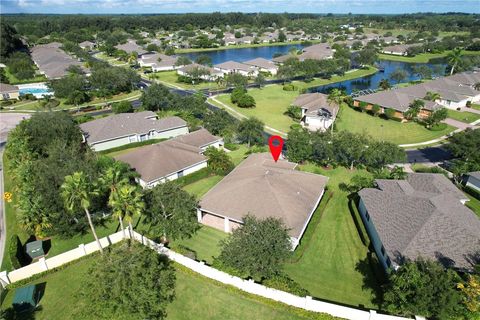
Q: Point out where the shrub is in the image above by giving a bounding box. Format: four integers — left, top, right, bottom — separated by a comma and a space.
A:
74, 115, 94, 124
204, 147, 235, 175
8, 234, 23, 269
111, 100, 133, 113
237, 94, 256, 108
285, 105, 302, 120
173, 167, 214, 187
98, 138, 166, 155
262, 273, 310, 297
466, 101, 472, 108
230, 87, 246, 104
371, 104, 381, 116
0, 100, 13, 106
384, 108, 396, 119
413, 165, 449, 177
282, 84, 296, 91
290, 123, 303, 130
429, 123, 448, 131
224, 143, 239, 151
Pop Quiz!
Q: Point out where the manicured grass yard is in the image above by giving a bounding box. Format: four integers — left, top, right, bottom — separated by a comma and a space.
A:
215, 86, 298, 133
378, 50, 480, 63
284, 165, 380, 308
1, 252, 334, 320
466, 194, 480, 218
447, 109, 480, 124
183, 175, 224, 199
336, 105, 456, 145
471, 104, 480, 111
151, 71, 222, 90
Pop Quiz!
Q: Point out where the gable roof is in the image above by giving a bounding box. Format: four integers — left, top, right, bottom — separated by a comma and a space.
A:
115, 40, 148, 56
177, 63, 222, 75
80, 112, 187, 144
359, 173, 480, 271
30, 43, 86, 79
214, 60, 258, 73
172, 128, 222, 148
0, 83, 19, 93
140, 53, 178, 68
243, 57, 278, 70
200, 153, 328, 238
115, 139, 206, 183
292, 92, 338, 115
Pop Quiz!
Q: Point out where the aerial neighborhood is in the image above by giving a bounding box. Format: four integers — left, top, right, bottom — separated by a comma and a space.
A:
0, 6, 479, 320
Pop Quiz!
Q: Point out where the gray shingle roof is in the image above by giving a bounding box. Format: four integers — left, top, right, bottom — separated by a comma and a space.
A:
359, 173, 480, 271
172, 128, 222, 148
243, 57, 277, 70
115, 139, 206, 183
30, 43, 86, 79
469, 171, 480, 180
292, 92, 338, 116
80, 112, 187, 144
214, 61, 258, 73
0, 83, 19, 93
200, 153, 328, 238
115, 40, 147, 56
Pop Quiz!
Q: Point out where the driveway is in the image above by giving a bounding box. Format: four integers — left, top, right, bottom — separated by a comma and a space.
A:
443, 118, 478, 131
405, 146, 452, 164
0, 113, 31, 268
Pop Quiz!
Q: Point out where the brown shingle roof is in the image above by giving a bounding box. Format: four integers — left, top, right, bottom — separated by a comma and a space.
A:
80, 112, 187, 144
115, 140, 206, 183
359, 173, 479, 271
0, 83, 19, 93
292, 93, 338, 115
243, 57, 277, 70
200, 153, 328, 238
172, 128, 222, 148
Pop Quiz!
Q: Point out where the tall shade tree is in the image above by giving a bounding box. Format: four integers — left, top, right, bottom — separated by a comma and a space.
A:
326, 89, 343, 134
61, 171, 103, 253
378, 79, 391, 90
237, 117, 264, 147
447, 48, 463, 75
217, 215, 291, 279
110, 183, 144, 238
144, 182, 199, 242
424, 91, 441, 101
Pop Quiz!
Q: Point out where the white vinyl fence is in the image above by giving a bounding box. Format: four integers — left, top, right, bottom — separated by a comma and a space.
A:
0, 230, 423, 320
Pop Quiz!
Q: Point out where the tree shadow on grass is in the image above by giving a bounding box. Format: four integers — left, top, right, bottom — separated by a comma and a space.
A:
355, 254, 384, 308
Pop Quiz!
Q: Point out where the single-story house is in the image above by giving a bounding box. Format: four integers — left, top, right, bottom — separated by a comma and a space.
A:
80, 111, 188, 151
292, 93, 338, 131
176, 63, 223, 81
273, 43, 334, 64
139, 53, 178, 72
30, 42, 88, 79
465, 171, 480, 192
243, 58, 278, 75
199, 153, 329, 249
381, 44, 422, 56
115, 129, 222, 188
115, 39, 148, 56
214, 60, 259, 77
358, 173, 480, 272
79, 40, 95, 50
0, 83, 20, 100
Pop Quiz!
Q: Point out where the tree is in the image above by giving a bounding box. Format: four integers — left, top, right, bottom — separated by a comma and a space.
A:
254, 73, 266, 88
457, 273, 480, 314
218, 215, 291, 279
127, 52, 137, 65
346, 175, 374, 193
144, 182, 199, 242
445, 128, 480, 174
141, 83, 172, 111
278, 30, 287, 42
424, 91, 441, 101
389, 68, 408, 84
175, 56, 192, 66
111, 100, 133, 113
371, 104, 381, 116
447, 48, 463, 75
204, 147, 234, 175
424, 107, 447, 128
78, 242, 175, 319
383, 258, 463, 319
384, 108, 396, 120
412, 65, 432, 79
89, 67, 140, 97
354, 48, 378, 66
225, 73, 248, 88
286, 127, 312, 163
61, 172, 103, 253
195, 54, 212, 66
378, 79, 391, 90
237, 117, 264, 147
110, 183, 144, 238
237, 94, 256, 108
285, 105, 302, 120
230, 86, 246, 104
404, 99, 424, 120
203, 109, 237, 137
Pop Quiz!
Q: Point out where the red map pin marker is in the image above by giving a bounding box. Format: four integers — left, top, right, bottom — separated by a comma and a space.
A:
268, 135, 284, 162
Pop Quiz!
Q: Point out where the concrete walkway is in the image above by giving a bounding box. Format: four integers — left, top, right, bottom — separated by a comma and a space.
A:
209, 97, 287, 137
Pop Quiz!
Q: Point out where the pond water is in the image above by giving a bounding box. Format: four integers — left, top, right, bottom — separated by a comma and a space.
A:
182, 44, 447, 94
185, 44, 303, 64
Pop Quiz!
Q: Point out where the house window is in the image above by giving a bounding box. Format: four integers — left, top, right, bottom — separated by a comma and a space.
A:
365, 212, 370, 221
381, 245, 386, 256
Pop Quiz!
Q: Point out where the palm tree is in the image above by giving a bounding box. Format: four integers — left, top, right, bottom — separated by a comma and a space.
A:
127, 52, 138, 66
110, 183, 144, 238
424, 91, 441, 101
61, 171, 103, 253
99, 164, 129, 238
378, 79, 391, 91
327, 89, 345, 134
447, 48, 462, 75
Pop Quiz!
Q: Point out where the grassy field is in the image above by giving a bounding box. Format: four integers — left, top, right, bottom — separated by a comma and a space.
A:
471, 104, 480, 111
214, 86, 298, 133
292, 66, 378, 90
466, 194, 480, 218
0, 254, 335, 320
183, 175, 224, 199
447, 109, 480, 124
4, 67, 47, 85
378, 50, 480, 63
336, 105, 456, 145
284, 165, 380, 308
150, 71, 222, 90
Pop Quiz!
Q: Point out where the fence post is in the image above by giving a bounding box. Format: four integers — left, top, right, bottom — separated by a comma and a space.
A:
0, 271, 11, 287
39, 257, 48, 271
78, 243, 87, 256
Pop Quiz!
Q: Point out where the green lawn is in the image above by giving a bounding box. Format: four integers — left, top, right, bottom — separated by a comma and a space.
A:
292, 66, 378, 90
336, 105, 456, 145
1, 251, 335, 320
150, 71, 222, 90
378, 50, 480, 63
471, 104, 480, 111
214, 86, 298, 133
284, 165, 380, 308
447, 109, 480, 124
183, 175, 224, 199
4, 67, 47, 85
465, 194, 480, 218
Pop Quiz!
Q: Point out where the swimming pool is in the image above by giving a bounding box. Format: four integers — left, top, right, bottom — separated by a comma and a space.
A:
17, 83, 54, 98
